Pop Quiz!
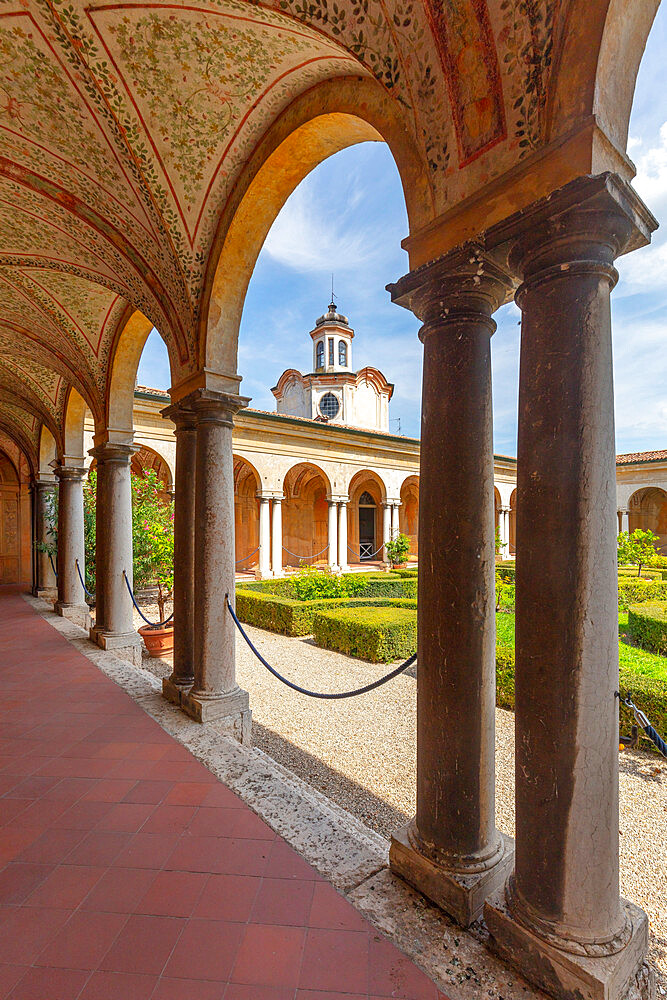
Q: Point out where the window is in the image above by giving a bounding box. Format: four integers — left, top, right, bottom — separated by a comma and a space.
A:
338, 340, 347, 366
328, 338, 334, 366
359, 491, 375, 505
319, 392, 339, 419
316, 341, 324, 369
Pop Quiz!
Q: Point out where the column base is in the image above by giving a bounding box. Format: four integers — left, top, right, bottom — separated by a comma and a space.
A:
181, 685, 252, 742
162, 675, 193, 706
36, 587, 57, 602
254, 569, 274, 580
55, 601, 91, 630
485, 889, 652, 1000
93, 630, 143, 667
390, 823, 514, 927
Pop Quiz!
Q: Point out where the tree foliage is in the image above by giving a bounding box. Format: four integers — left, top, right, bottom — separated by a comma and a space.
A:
618, 528, 660, 577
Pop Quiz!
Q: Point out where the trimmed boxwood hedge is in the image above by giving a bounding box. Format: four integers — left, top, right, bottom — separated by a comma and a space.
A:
234, 588, 417, 637
627, 602, 667, 655
312, 606, 417, 662
618, 579, 667, 611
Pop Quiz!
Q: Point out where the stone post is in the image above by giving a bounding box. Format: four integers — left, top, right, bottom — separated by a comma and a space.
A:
271, 497, 283, 577
620, 509, 630, 534
89, 442, 142, 666
484, 174, 657, 1000
387, 247, 514, 927
179, 389, 251, 742
500, 506, 511, 558
391, 501, 401, 540
327, 497, 338, 571
53, 463, 90, 628
257, 495, 272, 579
337, 499, 348, 573
161, 403, 196, 704
33, 477, 57, 598
382, 501, 392, 564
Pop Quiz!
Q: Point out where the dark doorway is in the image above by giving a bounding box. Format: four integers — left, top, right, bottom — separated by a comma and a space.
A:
358, 491, 376, 560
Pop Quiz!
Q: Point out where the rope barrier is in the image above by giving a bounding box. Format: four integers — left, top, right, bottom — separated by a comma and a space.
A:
617, 691, 667, 758
347, 542, 385, 561
226, 595, 416, 699
282, 544, 329, 561
236, 546, 260, 565
75, 559, 95, 599
49, 553, 58, 580
122, 571, 174, 628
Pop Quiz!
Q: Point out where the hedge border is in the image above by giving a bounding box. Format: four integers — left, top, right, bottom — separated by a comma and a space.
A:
627, 602, 667, 656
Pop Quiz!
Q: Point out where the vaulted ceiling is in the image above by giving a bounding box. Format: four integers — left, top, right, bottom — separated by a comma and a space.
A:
0, 0, 654, 468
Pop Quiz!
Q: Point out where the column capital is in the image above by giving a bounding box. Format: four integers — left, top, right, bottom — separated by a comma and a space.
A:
51, 461, 86, 482
160, 400, 197, 431
387, 243, 513, 337
328, 493, 348, 504
256, 490, 283, 501
88, 441, 137, 465
32, 474, 57, 488
178, 388, 250, 427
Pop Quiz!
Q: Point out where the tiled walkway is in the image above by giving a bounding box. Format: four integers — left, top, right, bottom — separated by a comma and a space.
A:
0, 588, 445, 1000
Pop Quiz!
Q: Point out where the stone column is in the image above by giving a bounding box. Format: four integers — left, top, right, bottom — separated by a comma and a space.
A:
337, 499, 348, 573
89, 442, 142, 666
620, 509, 630, 534
391, 501, 401, 540
327, 497, 338, 571
387, 247, 513, 926
53, 464, 90, 629
161, 403, 196, 704
484, 175, 656, 1000
500, 506, 511, 558
179, 389, 251, 742
33, 477, 57, 598
257, 495, 272, 579
382, 501, 392, 564
271, 496, 283, 577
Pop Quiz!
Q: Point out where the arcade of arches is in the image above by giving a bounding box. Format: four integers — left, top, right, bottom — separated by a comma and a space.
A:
0, 2, 663, 998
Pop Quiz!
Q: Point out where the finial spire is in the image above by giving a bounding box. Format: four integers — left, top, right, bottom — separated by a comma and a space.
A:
330, 273, 336, 308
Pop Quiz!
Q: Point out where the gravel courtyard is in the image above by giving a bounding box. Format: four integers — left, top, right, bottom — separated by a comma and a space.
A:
134, 609, 667, 989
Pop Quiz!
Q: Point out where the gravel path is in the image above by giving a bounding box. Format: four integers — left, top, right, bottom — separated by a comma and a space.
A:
133, 606, 667, 988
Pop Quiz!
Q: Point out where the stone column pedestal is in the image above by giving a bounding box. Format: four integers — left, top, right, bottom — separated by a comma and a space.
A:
178, 389, 251, 742
483, 175, 657, 1000
53, 464, 90, 629
387, 247, 514, 927
32, 477, 58, 599
89, 442, 142, 666
161, 403, 196, 706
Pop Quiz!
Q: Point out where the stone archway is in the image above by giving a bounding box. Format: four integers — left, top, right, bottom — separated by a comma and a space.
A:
347, 470, 386, 563
131, 445, 173, 502
0, 449, 29, 585
234, 457, 261, 572
282, 463, 331, 567
628, 486, 667, 554
400, 475, 419, 560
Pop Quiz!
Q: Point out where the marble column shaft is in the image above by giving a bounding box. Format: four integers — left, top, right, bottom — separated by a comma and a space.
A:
387, 248, 513, 926
258, 496, 271, 577
382, 502, 392, 562
54, 465, 86, 613
327, 499, 338, 570
337, 500, 348, 572
33, 479, 57, 595
271, 498, 283, 576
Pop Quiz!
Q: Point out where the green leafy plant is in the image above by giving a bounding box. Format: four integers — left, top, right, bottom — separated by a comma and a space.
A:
495, 525, 502, 556
131, 469, 174, 623
618, 528, 660, 577
385, 532, 410, 567
289, 565, 364, 601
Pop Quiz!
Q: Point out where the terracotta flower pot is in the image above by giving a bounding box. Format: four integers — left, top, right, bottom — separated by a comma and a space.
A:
138, 623, 174, 658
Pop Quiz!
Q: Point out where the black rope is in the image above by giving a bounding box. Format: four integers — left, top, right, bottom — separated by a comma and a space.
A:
123, 571, 174, 628
226, 595, 416, 699
75, 559, 95, 599
49, 553, 58, 580
617, 691, 667, 758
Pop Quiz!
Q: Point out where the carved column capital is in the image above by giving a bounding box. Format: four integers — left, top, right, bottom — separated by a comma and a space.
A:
178, 388, 250, 429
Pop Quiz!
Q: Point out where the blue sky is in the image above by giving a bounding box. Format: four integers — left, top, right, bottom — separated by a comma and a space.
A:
138, 5, 667, 455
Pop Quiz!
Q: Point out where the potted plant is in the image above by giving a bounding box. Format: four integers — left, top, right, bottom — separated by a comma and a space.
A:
386, 532, 411, 568
132, 471, 175, 657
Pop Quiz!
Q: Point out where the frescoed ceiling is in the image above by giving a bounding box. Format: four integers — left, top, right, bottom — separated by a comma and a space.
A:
0, 0, 641, 462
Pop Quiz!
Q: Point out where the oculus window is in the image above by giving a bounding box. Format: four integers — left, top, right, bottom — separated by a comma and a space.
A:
319, 392, 340, 420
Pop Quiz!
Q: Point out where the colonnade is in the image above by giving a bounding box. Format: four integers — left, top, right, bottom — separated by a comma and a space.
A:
31, 173, 656, 1000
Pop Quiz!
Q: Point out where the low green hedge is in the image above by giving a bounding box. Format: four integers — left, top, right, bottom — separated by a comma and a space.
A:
496, 566, 515, 584
235, 588, 417, 637
627, 602, 667, 655
618, 579, 667, 611
313, 606, 417, 662
344, 572, 417, 599
496, 583, 515, 611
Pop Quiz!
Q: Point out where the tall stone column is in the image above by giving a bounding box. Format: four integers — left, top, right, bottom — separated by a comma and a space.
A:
500, 506, 511, 558
257, 495, 272, 579
89, 442, 142, 666
391, 501, 401, 540
387, 247, 513, 926
271, 496, 283, 577
484, 175, 656, 1000
161, 403, 196, 704
53, 464, 90, 628
382, 501, 392, 563
327, 497, 338, 571
620, 509, 630, 534
33, 477, 57, 598
179, 389, 251, 742
337, 499, 348, 573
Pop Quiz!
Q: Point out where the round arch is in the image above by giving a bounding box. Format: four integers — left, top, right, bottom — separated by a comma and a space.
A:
38, 426, 57, 477
347, 469, 387, 562
63, 387, 88, 464
201, 76, 431, 384
628, 486, 667, 553
131, 444, 173, 500
400, 475, 419, 560
0, 443, 30, 585
107, 309, 176, 440
233, 456, 261, 572
282, 461, 332, 567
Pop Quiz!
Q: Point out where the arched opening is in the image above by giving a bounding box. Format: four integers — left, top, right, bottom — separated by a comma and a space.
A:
131, 445, 173, 502
234, 457, 261, 574
347, 471, 386, 563
0, 447, 30, 586
628, 487, 667, 553
401, 475, 419, 560
282, 463, 331, 567
509, 488, 517, 557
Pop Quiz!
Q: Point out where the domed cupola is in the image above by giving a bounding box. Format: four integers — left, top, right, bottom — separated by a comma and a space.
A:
315, 301, 350, 329
310, 300, 354, 373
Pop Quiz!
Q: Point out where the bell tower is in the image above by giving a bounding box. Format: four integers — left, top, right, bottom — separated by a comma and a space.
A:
310, 301, 354, 373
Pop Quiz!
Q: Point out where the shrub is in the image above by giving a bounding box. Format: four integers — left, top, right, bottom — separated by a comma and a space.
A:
496, 582, 515, 611
618, 579, 667, 611
344, 573, 417, 599
289, 565, 365, 600
235, 588, 416, 637
627, 602, 667, 656
385, 532, 411, 567
496, 566, 515, 584
618, 529, 661, 577
313, 606, 417, 662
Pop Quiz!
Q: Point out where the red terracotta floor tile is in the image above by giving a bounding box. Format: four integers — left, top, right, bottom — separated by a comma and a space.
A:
200, 786, 245, 809
79, 971, 158, 1000
166, 836, 271, 877
7, 966, 89, 1000
250, 877, 315, 926
81, 779, 138, 802
295, 993, 368, 1000
50, 800, 115, 830
101, 914, 186, 976
266, 839, 324, 882
63, 830, 132, 867
164, 918, 245, 982
95, 802, 154, 833
7, 776, 61, 800
162, 783, 212, 807
0, 863, 53, 904
134, 870, 208, 917
16, 828, 87, 865
112, 832, 180, 870
298, 928, 369, 994
0, 966, 28, 1000
123, 781, 173, 805
0, 907, 71, 964
141, 805, 197, 836
80, 867, 157, 913
35, 909, 128, 970
188, 807, 275, 841
192, 874, 261, 923
225, 987, 294, 1000
231, 924, 306, 988
153, 979, 225, 1000
25, 865, 105, 909
368, 936, 442, 999
308, 883, 369, 932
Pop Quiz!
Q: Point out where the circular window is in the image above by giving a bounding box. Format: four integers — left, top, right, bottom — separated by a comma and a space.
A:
319, 392, 340, 419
